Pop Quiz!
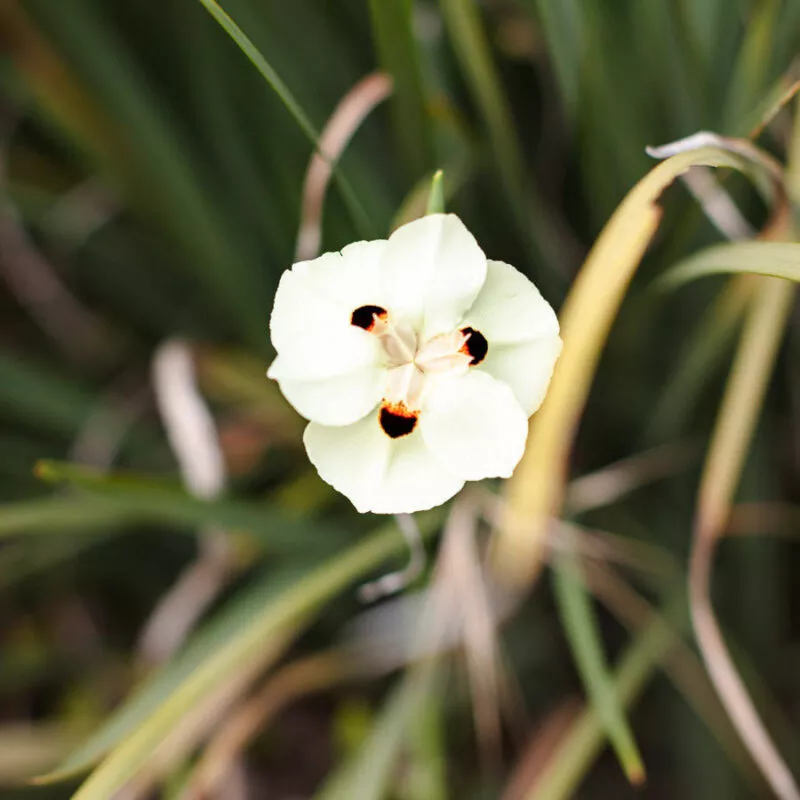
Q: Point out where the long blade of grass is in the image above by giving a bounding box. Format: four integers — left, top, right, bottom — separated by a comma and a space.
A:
0, 496, 136, 538
493, 136, 786, 589
41, 516, 440, 795
552, 547, 645, 785
37, 565, 304, 783
33, 460, 347, 554
187, 652, 349, 798
659, 241, 800, 289
526, 602, 677, 800
315, 664, 441, 800
529, 0, 583, 120
690, 276, 799, 800
195, 0, 374, 238
722, 0, 781, 132
21, 0, 267, 347
437, 0, 558, 273
367, 0, 432, 178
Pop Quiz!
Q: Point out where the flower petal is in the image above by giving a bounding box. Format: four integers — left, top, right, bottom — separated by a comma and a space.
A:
267, 356, 385, 426
477, 338, 562, 416
379, 214, 487, 340
268, 241, 393, 424
460, 259, 561, 414
304, 414, 465, 514
269, 240, 388, 379
420, 370, 528, 481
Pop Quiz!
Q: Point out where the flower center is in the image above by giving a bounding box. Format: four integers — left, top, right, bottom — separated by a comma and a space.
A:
350, 305, 489, 437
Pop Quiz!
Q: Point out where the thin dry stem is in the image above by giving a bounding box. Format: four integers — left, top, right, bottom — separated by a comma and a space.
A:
438, 494, 503, 762
184, 652, 349, 800
564, 441, 698, 516
691, 278, 799, 800
681, 167, 755, 240
690, 536, 799, 800
295, 72, 392, 262
501, 699, 582, 800
359, 513, 426, 602
726, 502, 800, 537
138, 340, 232, 667
583, 561, 762, 789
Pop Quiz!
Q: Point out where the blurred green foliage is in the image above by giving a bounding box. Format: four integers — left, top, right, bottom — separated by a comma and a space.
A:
0, 0, 798, 797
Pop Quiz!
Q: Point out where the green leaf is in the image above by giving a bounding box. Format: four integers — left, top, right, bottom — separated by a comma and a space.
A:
658, 242, 800, 290
392, 161, 470, 229
43, 516, 440, 795
553, 548, 645, 785
38, 565, 304, 783
425, 170, 445, 215
315, 664, 441, 800
22, 0, 266, 347
0, 496, 138, 539
529, 0, 583, 119
496, 137, 786, 586
437, 0, 560, 278
367, 0, 433, 178
33, 461, 348, 553
722, 0, 781, 132
531, 605, 676, 800
0, 533, 112, 590
0, 353, 92, 438
195, 0, 374, 238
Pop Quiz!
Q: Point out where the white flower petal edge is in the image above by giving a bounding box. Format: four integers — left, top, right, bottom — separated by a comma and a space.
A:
379, 214, 487, 340
304, 414, 465, 514
267, 240, 388, 427
267, 357, 385, 427
476, 337, 563, 416
460, 260, 562, 415
421, 370, 529, 481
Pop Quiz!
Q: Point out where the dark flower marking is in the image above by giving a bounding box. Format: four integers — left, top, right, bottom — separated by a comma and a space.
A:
460, 327, 488, 365
351, 305, 387, 332
379, 402, 418, 438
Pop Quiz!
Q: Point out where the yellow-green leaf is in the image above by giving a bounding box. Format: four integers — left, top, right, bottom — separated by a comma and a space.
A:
659, 241, 800, 290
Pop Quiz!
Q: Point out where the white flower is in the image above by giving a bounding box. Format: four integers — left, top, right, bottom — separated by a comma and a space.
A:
267, 213, 562, 514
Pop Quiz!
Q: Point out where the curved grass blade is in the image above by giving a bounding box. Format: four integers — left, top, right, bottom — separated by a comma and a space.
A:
658, 241, 800, 290
494, 136, 787, 589
296, 72, 393, 262
553, 547, 645, 785
196, 0, 374, 238
691, 277, 799, 800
